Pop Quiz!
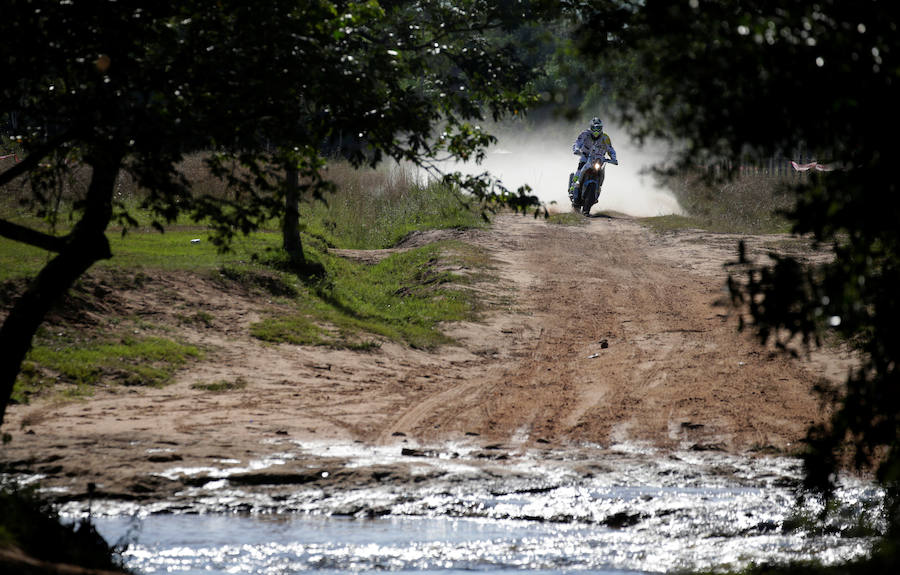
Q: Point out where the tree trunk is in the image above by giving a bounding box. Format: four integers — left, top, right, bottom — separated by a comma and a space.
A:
282, 166, 304, 265
0, 151, 122, 428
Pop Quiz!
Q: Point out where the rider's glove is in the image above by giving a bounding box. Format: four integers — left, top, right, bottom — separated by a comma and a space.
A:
610, 159, 618, 165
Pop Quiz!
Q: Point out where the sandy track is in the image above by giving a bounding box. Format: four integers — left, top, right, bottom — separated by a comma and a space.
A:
1, 213, 847, 499
377, 215, 832, 451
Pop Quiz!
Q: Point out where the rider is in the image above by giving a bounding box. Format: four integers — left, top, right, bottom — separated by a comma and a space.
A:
569, 117, 618, 200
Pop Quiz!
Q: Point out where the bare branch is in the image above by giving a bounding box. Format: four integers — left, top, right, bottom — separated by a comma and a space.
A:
0, 218, 68, 253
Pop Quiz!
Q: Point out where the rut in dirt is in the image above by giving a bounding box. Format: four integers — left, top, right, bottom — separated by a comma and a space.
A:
378, 214, 826, 454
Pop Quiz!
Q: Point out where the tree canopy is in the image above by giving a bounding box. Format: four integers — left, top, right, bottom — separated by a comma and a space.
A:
577, 0, 900, 522
0, 0, 562, 427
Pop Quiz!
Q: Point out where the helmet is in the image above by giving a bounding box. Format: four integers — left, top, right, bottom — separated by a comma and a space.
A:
590, 117, 603, 138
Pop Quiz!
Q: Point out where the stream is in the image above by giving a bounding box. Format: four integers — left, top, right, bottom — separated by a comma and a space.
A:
64, 441, 882, 574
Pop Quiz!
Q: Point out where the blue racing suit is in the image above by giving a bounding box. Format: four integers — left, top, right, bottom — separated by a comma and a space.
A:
573, 130, 617, 169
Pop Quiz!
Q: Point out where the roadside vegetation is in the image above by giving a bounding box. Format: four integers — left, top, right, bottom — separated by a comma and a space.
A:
251, 239, 489, 350
15, 336, 201, 404
0, 158, 491, 407
303, 161, 487, 249
642, 170, 796, 235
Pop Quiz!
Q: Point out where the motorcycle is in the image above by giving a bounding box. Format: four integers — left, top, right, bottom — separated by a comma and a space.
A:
568, 151, 617, 216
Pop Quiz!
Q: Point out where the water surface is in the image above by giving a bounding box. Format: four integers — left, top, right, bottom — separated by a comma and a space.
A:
81, 441, 881, 574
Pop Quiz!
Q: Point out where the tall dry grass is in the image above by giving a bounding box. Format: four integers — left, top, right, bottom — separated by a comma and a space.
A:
304, 161, 484, 249
665, 170, 797, 234
1, 151, 483, 248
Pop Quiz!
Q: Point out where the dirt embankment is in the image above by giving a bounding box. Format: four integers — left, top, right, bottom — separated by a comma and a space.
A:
0, 214, 850, 502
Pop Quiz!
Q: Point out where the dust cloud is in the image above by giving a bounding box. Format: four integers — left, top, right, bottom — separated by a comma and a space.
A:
455, 121, 682, 217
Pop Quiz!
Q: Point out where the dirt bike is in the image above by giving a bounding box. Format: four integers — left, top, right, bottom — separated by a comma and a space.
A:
568, 155, 617, 216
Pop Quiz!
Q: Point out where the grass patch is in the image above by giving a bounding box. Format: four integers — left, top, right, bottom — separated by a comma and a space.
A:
191, 376, 248, 393
14, 334, 201, 404
251, 314, 329, 346
0, 240, 55, 282
104, 229, 281, 272
251, 240, 488, 350
639, 214, 707, 232
216, 263, 299, 298
0, 229, 283, 283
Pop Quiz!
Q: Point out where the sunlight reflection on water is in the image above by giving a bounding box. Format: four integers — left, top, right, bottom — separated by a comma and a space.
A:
94, 512, 871, 575
84, 442, 881, 575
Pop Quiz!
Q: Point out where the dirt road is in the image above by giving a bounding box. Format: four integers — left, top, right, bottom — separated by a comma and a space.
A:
1, 214, 847, 501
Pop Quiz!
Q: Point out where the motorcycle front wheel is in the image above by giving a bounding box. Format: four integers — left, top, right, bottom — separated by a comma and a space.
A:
581, 182, 597, 216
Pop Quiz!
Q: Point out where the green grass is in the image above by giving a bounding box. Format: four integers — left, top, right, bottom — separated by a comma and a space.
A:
3, 160, 492, 402
105, 229, 282, 271
0, 228, 282, 282
251, 240, 487, 350
0, 238, 57, 281
191, 376, 248, 392
250, 313, 330, 346
639, 214, 707, 232
13, 335, 202, 404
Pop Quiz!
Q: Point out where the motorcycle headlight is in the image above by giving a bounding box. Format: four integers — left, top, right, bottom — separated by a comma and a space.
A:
593, 162, 601, 170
